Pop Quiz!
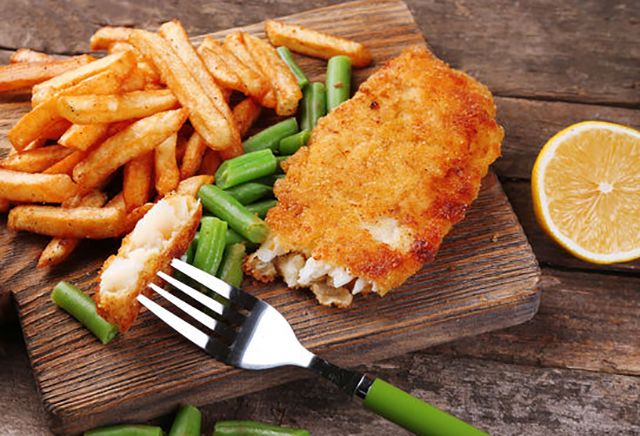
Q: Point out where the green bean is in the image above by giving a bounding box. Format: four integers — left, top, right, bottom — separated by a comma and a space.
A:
213, 420, 310, 436
275, 156, 288, 174
226, 228, 247, 245
279, 130, 310, 155
217, 243, 246, 287
276, 46, 309, 88
193, 217, 227, 275
225, 182, 273, 205
169, 404, 201, 436
198, 184, 269, 243
215, 149, 277, 189
245, 199, 278, 219
243, 118, 298, 153
184, 232, 199, 264
51, 281, 118, 344
253, 174, 285, 186
84, 424, 162, 436
300, 82, 326, 131
326, 55, 351, 111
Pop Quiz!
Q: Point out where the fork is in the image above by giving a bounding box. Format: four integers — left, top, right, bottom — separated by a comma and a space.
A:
137, 258, 486, 436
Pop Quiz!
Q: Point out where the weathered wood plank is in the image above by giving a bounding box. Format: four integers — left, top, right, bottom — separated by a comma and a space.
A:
432, 267, 640, 375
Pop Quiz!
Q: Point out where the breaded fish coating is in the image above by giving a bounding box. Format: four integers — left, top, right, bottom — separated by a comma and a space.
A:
245, 45, 503, 307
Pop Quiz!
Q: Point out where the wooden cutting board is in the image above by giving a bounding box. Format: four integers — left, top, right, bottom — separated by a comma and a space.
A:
0, 0, 541, 433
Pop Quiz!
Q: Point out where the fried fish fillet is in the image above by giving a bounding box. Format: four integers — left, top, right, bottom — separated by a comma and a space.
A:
245, 45, 504, 307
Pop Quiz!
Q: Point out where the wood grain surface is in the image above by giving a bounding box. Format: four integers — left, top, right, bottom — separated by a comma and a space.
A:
0, 1, 542, 434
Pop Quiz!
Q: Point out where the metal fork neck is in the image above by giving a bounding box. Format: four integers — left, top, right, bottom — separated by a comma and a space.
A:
307, 356, 373, 399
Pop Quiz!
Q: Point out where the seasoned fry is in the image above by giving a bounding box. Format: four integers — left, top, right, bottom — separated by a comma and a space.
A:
32, 50, 136, 105
264, 20, 372, 68
8, 205, 126, 239
154, 133, 180, 196
108, 41, 161, 85
224, 32, 276, 108
159, 20, 242, 157
73, 108, 187, 190
57, 89, 178, 124
9, 68, 125, 151
10, 48, 54, 63
59, 124, 110, 151
198, 41, 247, 94
41, 119, 72, 140
90, 26, 134, 51
176, 175, 214, 197
123, 152, 153, 211
43, 150, 86, 175
130, 29, 235, 151
0, 145, 73, 173
198, 148, 222, 175
243, 33, 302, 116
180, 131, 207, 179
0, 169, 78, 203
37, 191, 108, 268
0, 55, 94, 92
232, 97, 262, 138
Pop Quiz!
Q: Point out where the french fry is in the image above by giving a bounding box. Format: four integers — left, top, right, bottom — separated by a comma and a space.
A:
198, 39, 248, 94
0, 55, 94, 92
0, 198, 10, 213
8, 205, 126, 239
108, 41, 162, 85
223, 32, 276, 108
232, 97, 262, 138
73, 108, 187, 190
198, 148, 221, 175
175, 133, 188, 163
43, 150, 86, 175
130, 29, 235, 151
59, 124, 110, 151
158, 20, 242, 157
154, 133, 180, 196
119, 65, 147, 92
37, 190, 108, 268
10, 48, 54, 63
0, 169, 78, 203
57, 89, 178, 124
90, 26, 134, 51
41, 118, 72, 140
123, 151, 153, 211
177, 175, 214, 197
179, 131, 207, 179
243, 33, 302, 116
9, 68, 125, 151
0, 145, 73, 173
264, 20, 372, 68
32, 50, 136, 105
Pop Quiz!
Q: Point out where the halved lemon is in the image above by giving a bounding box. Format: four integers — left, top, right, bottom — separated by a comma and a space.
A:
532, 121, 640, 264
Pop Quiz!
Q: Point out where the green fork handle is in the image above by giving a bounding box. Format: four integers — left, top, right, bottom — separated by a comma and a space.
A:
362, 378, 488, 436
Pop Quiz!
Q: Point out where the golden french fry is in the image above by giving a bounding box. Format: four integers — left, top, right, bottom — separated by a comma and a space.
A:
108, 42, 162, 85
57, 89, 178, 124
123, 151, 153, 211
37, 191, 107, 268
177, 175, 214, 197
198, 39, 248, 94
118, 65, 147, 92
8, 205, 126, 239
59, 124, 110, 151
198, 148, 221, 175
175, 133, 188, 164
43, 150, 86, 175
158, 21, 241, 156
130, 30, 236, 152
90, 26, 134, 51
264, 20, 372, 68
243, 33, 302, 116
0, 145, 73, 173
232, 97, 262, 138
73, 108, 187, 190
32, 50, 136, 105
179, 131, 207, 179
0, 169, 78, 203
9, 69, 124, 152
42, 119, 72, 140
224, 32, 276, 108
0, 55, 94, 93
154, 133, 180, 196
10, 48, 54, 63
0, 198, 10, 213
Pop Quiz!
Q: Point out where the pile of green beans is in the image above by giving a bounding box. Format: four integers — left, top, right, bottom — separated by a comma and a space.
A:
214, 420, 310, 436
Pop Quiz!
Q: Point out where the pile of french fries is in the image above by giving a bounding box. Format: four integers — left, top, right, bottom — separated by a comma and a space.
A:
0, 18, 371, 269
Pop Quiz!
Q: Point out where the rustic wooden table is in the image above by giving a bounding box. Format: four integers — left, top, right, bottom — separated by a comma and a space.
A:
0, 0, 638, 434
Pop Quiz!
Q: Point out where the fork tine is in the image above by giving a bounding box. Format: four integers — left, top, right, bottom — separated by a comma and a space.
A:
170, 258, 257, 309
148, 283, 235, 340
137, 294, 229, 361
